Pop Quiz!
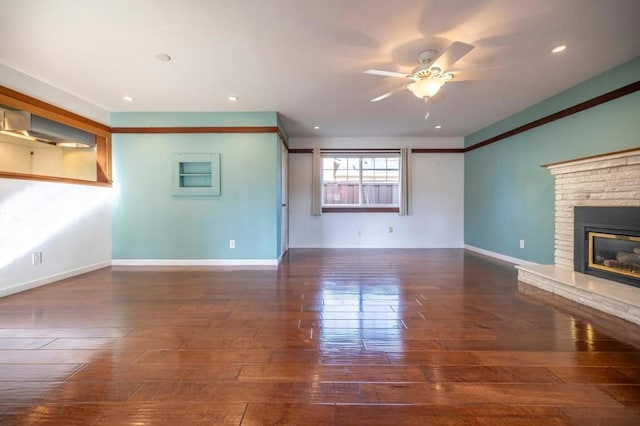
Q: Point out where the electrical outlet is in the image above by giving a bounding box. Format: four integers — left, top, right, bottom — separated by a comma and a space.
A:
389, 226, 394, 233
32, 252, 42, 265
519, 239, 525, 249
229, 240, 236, 249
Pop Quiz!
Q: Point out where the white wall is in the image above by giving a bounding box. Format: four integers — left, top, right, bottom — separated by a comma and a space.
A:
0, 178, 112, 297
0, 67, 112, 297
289, 137, 464, 248
0, 63, 110, 125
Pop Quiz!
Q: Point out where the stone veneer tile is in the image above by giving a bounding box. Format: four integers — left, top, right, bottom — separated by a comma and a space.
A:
548, 151, 640, 267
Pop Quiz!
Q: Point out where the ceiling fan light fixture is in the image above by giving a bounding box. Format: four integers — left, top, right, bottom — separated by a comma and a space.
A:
366, 42, 470, 103
407, 76, 446, 99
407, 67, 454, 100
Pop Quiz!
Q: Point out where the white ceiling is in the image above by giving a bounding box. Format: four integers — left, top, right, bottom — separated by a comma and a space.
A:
0, 0, 639, 139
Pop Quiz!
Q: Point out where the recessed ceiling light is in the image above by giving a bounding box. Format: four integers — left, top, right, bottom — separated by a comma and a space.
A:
551, 45, 566, 54
435, 125, 442, 129
313, 126, 320, 130
123, 96, 134, 102
155, 53, 172, 62
228, 96, 239, 102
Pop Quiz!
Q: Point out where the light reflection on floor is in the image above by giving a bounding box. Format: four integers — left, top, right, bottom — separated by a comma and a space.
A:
317, 279, 405, 353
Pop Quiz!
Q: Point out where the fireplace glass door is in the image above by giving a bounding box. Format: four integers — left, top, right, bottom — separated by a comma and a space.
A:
588, 231, 640, 280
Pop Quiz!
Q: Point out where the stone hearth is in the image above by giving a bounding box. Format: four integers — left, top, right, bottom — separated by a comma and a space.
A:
516, 148, 640, 324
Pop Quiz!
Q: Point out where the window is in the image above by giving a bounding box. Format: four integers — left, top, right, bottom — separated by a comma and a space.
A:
321, 154, 400, 208
0, 87, 111, 186
0, 117, 98, 182
312, 148, 409, 215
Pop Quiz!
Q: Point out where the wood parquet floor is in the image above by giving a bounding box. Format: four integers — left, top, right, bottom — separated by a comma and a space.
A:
1, 249, 639, 425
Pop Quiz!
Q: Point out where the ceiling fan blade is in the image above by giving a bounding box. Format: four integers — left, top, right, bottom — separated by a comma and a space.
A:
364, 69, 411, 79
370, 91, 396, 102
370, 85, 408, 102
433, 41, 475, 72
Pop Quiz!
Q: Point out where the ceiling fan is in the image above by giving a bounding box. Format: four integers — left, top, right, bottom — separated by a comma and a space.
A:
365, 41, 474, 102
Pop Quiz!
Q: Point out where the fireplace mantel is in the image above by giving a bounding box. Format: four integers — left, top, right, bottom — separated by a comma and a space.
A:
517, 147, 640, 324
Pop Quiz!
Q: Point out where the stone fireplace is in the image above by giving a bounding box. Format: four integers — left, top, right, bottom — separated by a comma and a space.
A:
516, 148, 640, 324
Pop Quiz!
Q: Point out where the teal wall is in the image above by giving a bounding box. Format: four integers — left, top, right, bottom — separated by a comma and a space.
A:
112, 111, 278, 127
464, 57, 640, 263
111, 112, 281, 260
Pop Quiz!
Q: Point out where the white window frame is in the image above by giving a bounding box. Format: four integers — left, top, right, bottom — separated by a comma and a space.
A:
320, 152, 400, 210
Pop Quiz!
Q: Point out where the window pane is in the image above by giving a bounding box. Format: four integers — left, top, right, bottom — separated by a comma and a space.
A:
362, 183, 399, 205
335, 158, 348, 170
362, 169, 375, 181
362, 158, 374, 169
388, 158, 399, 169
322, 158, 335, 169
323, 183, 359, 204
374, 170, 387, 180
374, 158, 387, 169
324, 158, 352, 181
323, 170, 336, 182
347, 169, 360, 180
348, 158, 360, 171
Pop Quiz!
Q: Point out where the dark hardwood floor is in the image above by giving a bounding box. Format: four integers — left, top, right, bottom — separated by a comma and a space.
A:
1, 249, 639, 425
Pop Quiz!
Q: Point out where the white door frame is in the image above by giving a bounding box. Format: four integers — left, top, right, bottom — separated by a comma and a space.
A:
280, 147, 289, 257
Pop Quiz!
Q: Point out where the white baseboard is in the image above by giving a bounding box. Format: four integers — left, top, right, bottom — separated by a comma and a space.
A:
111, 259, 279, 266
289, 243, 463, 249
0, 260, 111, 298
464, 244, 538, 266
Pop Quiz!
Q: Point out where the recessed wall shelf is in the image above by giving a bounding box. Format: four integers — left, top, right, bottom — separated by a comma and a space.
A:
172, 153, 220, 196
